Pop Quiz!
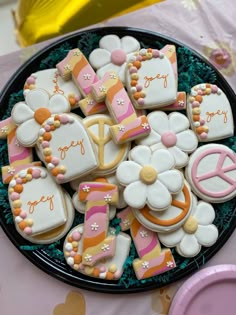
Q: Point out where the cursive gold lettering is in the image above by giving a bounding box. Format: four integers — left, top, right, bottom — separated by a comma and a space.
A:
27, 195, 54, 214
144, 73, 169, 89
206, 110, 228, 123
58, 138, 85, 160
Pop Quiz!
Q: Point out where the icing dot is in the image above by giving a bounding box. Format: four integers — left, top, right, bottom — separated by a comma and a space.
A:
16, 178, 22, 184
137, 98, 145, 106
84, 266, 94, 275
200, 119, 205, 125
73, 264, 79, 271
10, 192, 20, 201
200, 83, 206, 90
64, 251, 70, 257
15, 216, 23, 223
24, 227, 32, 235
192, 108, 201, 115
65, 243, 73, 251
9, 180, 16, 187
72, 231, 81, 241
193, 121, 200, 127
47, 163, 55, 170
47, 117, 54, 125
70, 251, 76, 257
59, 166, 66, 174
54, 120, 61, 128
75, 95, 80, 102
44, 125, 51, 132
26, 219, 33, 227
200, 132, 208, 139
72, 241, 78, 247
39, 128, 46, 135
19, 170, 27, 178
197, 90, 203, 95
60, 115, 69, 124
128, 55, 136, 62
192, 101, 200, 108
205, 88, 211, 95
140, 166, 157, 184
131, 87, 137, 93
161, 131, 177, 147
159, 52, 164, 59
113, 270, 121, 279
40, 171, 47, 178
67, 257, 74, 266
99, 272, 107, 279
99, 266, 106, 273
42, 141, 50, 148
20, 211, 27, 219
69, 116, 74, 123
136, 55, 142, 61
51, 157, 59, 166
211, 85, 218, 93
140, 49, 147, 55
57, 174, 65, 182
14, 184, 23, 193
131, 73, 139, 80
111, 49, 127, 65
183, 216, 198, 234
152, 50, 160, 58
32, 169, 41, 178
109, 264, 117, 273
12, 200, 22, 208
136, 84, 143, 92
129, 66, 137, 74
217, 89, 222, 95
26, 76, 35, 85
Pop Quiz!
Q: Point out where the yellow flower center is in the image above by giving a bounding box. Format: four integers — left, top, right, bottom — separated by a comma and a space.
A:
140, 165, 157, 184
34, 108, 51, 125
183, 216, 198, 234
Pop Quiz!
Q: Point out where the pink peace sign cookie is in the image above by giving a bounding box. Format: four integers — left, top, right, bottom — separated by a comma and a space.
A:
185, 144, 236, 203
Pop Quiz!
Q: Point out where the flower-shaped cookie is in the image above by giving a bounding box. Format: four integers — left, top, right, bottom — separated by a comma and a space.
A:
116, 146, 184, 211
158, 195, 219, 257
11, 88, 70, 146
138, 111, 198, 168
89, 34, 140, 83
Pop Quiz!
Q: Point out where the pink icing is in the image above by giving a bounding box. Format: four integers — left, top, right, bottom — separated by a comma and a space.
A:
76, 63, 97, 94
32, 169, 41, 179
129, 66, 137, 74
24, 227, 32, 235
161, 131, 177, 147
99, 266, 106, 273
191, 147, 236, 198
16, 178, 22, 184
139, 234, 159, 258
111, 49, 126, 65
211, 85, 218, 93
136, 85, 143, 92
200, 132, 208, 139
10, 192, 20, 201
192, 101, 200, 108
26, 76, 35, 85
60, 115, 69, 124
42, 141, 50, 148
51, 157, 59, 165
137, 98, 145, 106
84, 205, 107, 221
87, 238, 116, 265
72, 231, 81, 241
20, 211, 27, 219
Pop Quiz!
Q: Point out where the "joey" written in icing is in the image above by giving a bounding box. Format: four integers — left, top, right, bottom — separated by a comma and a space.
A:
58, 139, 85, 160
205, 110, 228, 123
143, 73, 169, 89
27, 195, 54, 214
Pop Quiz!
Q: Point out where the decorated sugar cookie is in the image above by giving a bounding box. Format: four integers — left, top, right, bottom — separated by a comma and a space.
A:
89, 34, 140, 83
185, 144, 236, 203
187, 83, 234, 141
116, 146, 184, 211
56, 48, 107, 116
8, 166, 74, 243
11, 88, 70, 146
24, 69, 81, 109
158, 194, 218, 258
125, 46, 177, 109
91, 71, 151, 144
132, 181, 192, 233
138, 111, 198, 168
36, 113, 98, 183
64, 225, 131, 280
117, 208, 176, 280
0, 117, 16, 139
83, 114, 130, 175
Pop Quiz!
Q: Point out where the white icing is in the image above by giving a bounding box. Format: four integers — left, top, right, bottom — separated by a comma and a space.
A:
138, 111, 198, 168
158, 194, 219, 258
37, 114, 98, 183
126, 56, 177, 108
116, 146, 184, 211
24, 69, 81, 108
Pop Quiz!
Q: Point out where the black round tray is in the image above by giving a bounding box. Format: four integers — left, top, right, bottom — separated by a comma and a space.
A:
0, 27, 236, 294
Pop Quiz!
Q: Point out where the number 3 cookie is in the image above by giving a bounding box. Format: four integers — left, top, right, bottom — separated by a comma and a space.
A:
185, 144, 236, 203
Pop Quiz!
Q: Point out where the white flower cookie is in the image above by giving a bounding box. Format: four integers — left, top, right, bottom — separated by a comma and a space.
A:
89, 34, 140, 83
187, 83, 234, 141
158, 195, 219, 257
8, 166, 74, 244
11, 88, 70, 146
185, 144, 236, 203
116, 145, 184, 211
138, 111, 198, 168
24, 69, 81, 109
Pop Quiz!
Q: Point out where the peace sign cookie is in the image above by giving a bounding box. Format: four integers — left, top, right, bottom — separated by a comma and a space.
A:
83, 114, 130, 176
185, 144, 236, 203
132, 181, 192, 233
187, 83, 234, 141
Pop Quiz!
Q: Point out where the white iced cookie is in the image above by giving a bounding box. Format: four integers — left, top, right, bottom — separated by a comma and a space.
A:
116, 145, 184, 211
125, 47, 177, 109
132, 181, 192, 233
83, 114, 130, 175
63, 225, 131, 280
11, 88, 70, 146
24, 69, 81, 109
8, 166, 74, 244
36, 113, 98, 184
89, 34, 140, 83
185, 144, 236, 203
158, 194, 219, 258
187, 83, 234, 141
137, 111, 198, 168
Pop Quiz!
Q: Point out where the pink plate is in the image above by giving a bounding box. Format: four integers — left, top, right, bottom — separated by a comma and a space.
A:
169, 265, 236, 315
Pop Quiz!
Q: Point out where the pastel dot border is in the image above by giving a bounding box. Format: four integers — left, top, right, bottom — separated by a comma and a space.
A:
38, 114, 74, 182
9, 168, 47, 235
127, 48, 164, 106
189, 83, 222, 140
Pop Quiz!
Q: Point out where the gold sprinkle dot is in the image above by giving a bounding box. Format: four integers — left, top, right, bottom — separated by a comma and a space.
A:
109, 264, 117, 273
